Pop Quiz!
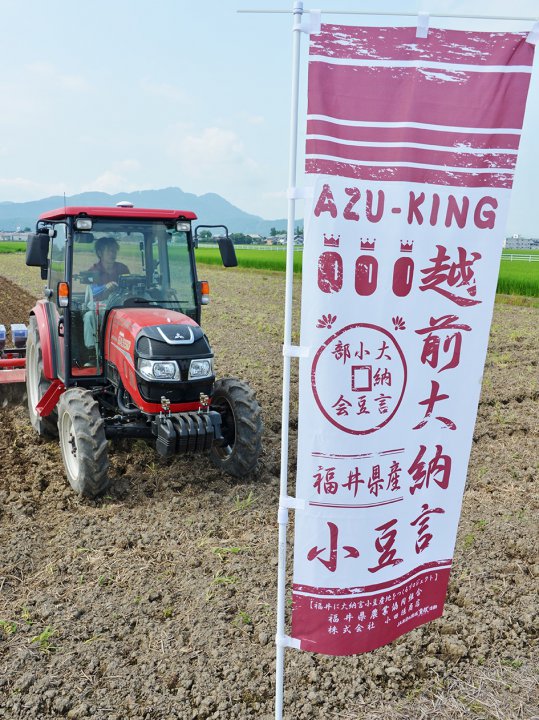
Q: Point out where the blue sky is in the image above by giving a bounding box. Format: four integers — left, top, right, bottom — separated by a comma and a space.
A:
0, 0, 538, 235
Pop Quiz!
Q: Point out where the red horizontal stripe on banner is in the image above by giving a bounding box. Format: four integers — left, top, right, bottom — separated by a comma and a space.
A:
305, 158, 515, 188
306, 120, 521, 151
306, 139, 517, 170
308, 64, 532, 131
292, 565, 452, 656
310, 26, 534, 68
293, 559, 453, 597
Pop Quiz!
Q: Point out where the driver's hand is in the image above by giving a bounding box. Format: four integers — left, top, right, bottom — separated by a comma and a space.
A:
106, 281, 118, 291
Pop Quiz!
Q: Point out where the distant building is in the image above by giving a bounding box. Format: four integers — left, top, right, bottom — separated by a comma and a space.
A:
505, 235, 539, 250
0, 231, 28, 242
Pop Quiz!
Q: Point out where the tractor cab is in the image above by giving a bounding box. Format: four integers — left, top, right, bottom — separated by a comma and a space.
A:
26, 206, 235, 381
70, 215, 200, 375
23, 205, 262, 498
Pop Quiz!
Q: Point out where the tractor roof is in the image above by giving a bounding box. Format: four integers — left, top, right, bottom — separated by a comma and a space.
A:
39, 206, 198, 221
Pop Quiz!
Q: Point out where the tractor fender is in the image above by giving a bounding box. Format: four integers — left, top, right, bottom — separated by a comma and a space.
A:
30, 301, 56, 381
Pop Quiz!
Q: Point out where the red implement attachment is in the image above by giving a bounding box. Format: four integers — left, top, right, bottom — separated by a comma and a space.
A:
0, 324, 28, 404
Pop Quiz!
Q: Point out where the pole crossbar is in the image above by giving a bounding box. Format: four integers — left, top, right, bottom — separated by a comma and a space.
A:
238, 9, 538, 22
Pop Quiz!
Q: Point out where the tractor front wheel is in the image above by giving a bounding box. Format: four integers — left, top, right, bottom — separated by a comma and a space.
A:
57, 388, 109, 497
26, 315, 57, 438
209, 378, 263, 477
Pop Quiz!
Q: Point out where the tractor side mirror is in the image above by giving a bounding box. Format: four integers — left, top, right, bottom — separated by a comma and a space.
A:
218, 236, 238, 268
26, 233, 50, 279
193, 224, 237, 267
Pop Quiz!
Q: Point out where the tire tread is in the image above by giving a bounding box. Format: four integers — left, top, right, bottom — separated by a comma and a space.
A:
58, 388, 109, 497
209, 377, 263, 477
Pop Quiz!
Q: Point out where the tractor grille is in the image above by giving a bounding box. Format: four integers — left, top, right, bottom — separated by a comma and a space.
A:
134, 325, 214, 404
137, 376, 214, 405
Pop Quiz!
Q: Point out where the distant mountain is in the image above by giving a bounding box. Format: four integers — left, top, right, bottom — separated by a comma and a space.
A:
0, 187, 295, 235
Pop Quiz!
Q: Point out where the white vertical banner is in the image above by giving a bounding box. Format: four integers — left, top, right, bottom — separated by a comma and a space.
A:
290, 24, 536, 655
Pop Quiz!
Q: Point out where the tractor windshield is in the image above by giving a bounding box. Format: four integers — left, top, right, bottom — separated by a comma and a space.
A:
71, 220, 197, 372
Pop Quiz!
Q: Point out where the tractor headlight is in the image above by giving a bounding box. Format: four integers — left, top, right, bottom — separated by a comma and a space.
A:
188, 358, 213, 380
75, 218, 93, 230
138, 359, 180, 381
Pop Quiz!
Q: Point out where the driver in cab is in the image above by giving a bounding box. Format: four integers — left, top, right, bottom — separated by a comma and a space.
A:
88, 236, 130, 298
83, 236, 130, 354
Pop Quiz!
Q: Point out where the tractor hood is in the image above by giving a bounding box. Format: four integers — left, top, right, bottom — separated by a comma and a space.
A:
104, 307, 214, 411
107, 307, 199, 342
106, 307, 212, 363
106, 307, 203, 360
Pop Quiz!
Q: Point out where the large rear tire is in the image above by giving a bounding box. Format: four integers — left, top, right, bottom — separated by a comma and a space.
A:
26, 315, 58, 438
209, 378, 263, 477
57, 388, 110, 498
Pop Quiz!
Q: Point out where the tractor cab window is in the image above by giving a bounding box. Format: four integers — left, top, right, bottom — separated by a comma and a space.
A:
152, 228, 197, 318
49, 223, 67, 291
48, 223, 67, 379
71, 229, 142, 373
70, 220, 197, 374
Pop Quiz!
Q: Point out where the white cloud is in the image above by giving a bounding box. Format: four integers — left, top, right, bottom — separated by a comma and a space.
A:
24, 61, 56, 76
0, 177, 66, 202
171, 126, 260, 180
246, 115, 265, 126
24, 61, 89, 92
88, 172, 135, 194
140, 78, 190, 104
114, 159, 141, 173
160, 125, 289, 216
82, 159, 142, 194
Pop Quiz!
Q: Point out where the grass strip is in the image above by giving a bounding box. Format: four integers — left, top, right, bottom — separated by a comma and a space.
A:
195, 247, 304, 273
0, 242, 26, 253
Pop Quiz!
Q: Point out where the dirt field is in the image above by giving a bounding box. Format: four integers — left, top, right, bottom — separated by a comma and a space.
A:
0, 255, 537, 720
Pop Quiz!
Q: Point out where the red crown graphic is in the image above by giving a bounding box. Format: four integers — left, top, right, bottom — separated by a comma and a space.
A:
323, 233, 340, 247
360, 238, 376, 251
400, 240, 414, 253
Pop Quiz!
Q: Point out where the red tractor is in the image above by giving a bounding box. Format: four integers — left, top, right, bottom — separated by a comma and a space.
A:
17, 203, 262, 497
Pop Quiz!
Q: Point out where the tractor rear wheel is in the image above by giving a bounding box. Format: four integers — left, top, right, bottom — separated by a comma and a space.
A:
57, 388, 109, 498
26, 315, 57, 438
209, 378, 263, 477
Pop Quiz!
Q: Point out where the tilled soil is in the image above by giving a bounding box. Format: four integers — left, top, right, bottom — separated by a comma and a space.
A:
0, 260, 537, 720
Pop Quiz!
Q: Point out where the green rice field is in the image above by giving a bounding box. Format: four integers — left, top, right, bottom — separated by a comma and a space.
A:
0, 242, 26, 253
0, 241, 537, 298
196, 246, 538, 298
497, 255, 538, 297
195, 246, 304, 273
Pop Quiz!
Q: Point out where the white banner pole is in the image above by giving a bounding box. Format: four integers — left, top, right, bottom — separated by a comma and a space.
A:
275, 2, 304, 719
